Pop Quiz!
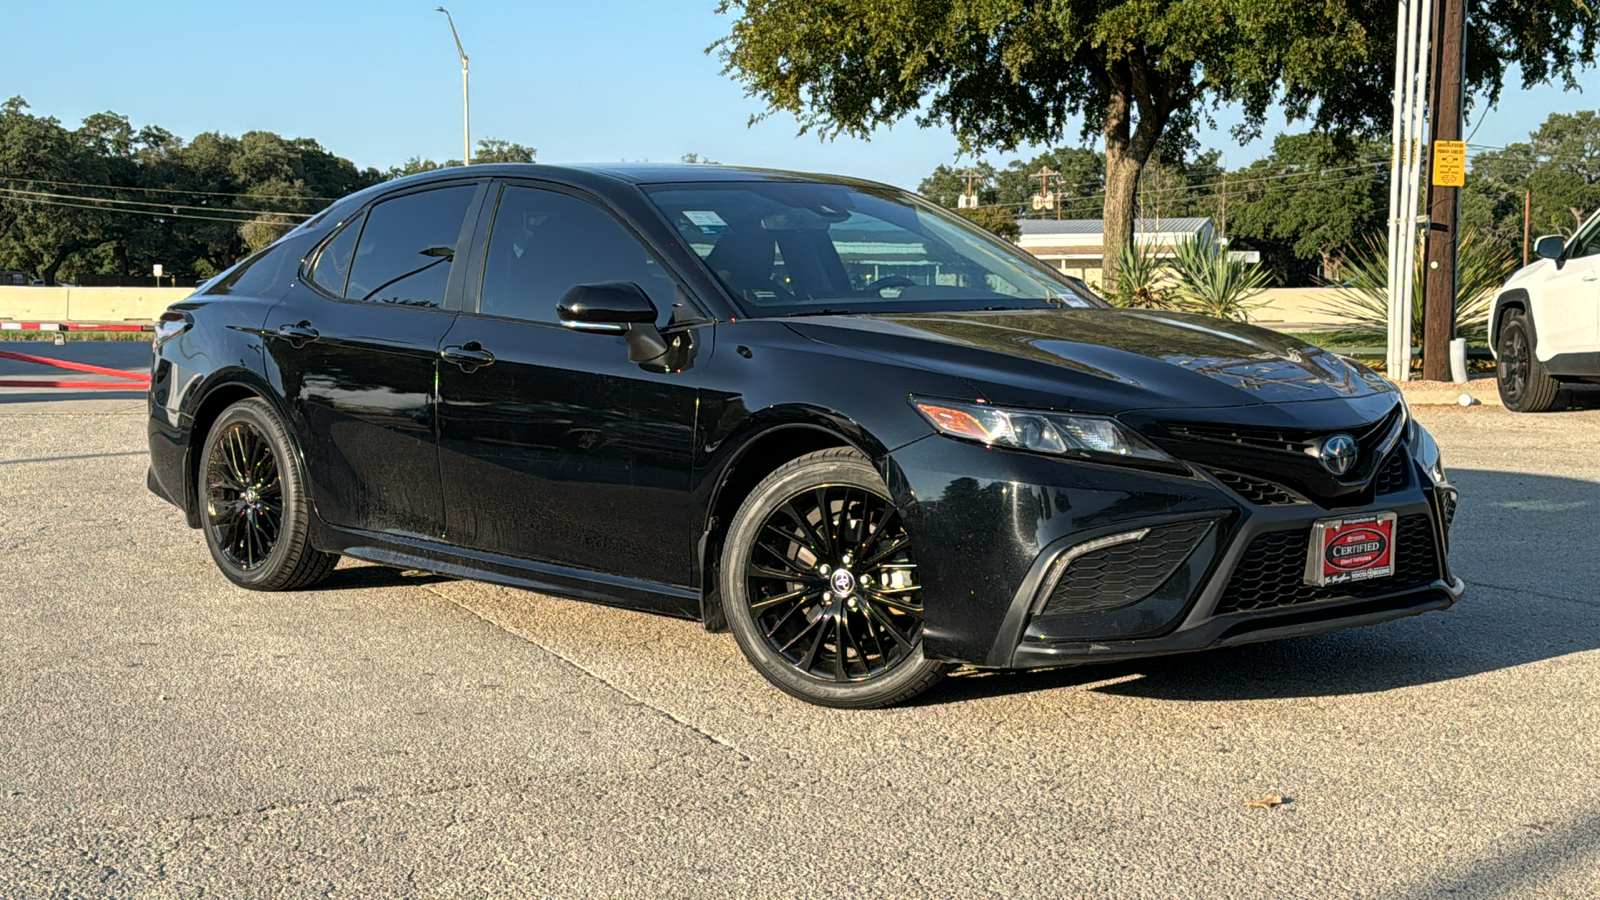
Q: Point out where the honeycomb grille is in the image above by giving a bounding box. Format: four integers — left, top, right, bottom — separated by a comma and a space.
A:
1215, 514, 1439, 615
1207, 469, 1306, 506
1374, 452, 1410, 494
1041, 520, 1211, 616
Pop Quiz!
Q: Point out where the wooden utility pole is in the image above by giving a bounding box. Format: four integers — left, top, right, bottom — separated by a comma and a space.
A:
1422, 0, 1466, 381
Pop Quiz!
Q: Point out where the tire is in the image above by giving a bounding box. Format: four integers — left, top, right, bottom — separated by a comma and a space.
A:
1497, 313, 1563, 412
720, 447, 950, 708
198, 398, 339, 590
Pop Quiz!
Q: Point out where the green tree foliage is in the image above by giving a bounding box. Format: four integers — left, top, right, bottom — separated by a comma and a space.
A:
389, 138, 537, 177
1463, 110, 1600, 249
1223, 134, 1388, 284
0, 98, 386, 283
954, 205, 1021, 240
715, 0, 1597, 286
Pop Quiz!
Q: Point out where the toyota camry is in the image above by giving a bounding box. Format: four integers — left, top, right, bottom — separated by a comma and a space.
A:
146, 164, 1462, 707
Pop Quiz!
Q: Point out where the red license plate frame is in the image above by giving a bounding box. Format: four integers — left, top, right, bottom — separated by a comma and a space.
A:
1304, 512, 1398, 587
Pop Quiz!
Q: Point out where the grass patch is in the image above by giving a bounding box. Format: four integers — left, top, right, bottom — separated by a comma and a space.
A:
0, 331, 152, 342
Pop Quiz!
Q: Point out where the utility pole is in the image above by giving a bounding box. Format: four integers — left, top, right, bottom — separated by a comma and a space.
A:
436, 7, 471, 165
1421, 0, 1465, 381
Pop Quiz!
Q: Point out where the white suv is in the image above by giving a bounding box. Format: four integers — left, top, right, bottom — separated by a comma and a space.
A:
1490, 210, 1600, 412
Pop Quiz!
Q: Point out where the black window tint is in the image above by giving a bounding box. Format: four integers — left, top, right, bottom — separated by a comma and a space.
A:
307, 213, 364, 296
345, 186, 476, 307
1570, 216, 1600, 259
478, 185, 678, 324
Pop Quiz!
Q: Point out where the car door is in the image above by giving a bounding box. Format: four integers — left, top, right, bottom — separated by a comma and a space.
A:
435, 181, 705, 589
265, 180, 486, 539
1538, 216, 1600, 360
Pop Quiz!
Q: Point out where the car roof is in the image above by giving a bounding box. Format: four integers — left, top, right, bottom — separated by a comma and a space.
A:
386, 162, 898, 191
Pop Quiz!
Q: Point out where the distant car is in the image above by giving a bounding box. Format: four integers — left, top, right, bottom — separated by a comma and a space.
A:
1490, 210, 1600, 411
146, 164, 1462, 707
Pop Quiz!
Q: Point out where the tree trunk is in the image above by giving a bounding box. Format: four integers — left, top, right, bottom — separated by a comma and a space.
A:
1098, 56, 1173, 292
1102, 152, 1141, 290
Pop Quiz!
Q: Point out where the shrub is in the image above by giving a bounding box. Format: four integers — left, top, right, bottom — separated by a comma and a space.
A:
1169, 235, 1270, 321
1317, 229, 1519, 342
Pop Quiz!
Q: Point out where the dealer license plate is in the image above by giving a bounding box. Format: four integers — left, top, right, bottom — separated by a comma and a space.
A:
1303, 512, 1398, 587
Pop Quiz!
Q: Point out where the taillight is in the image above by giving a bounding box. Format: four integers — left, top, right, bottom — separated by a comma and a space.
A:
153, 310, 190, 348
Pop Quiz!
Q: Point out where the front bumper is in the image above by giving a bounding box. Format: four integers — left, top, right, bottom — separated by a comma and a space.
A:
886, 433, 1460, 668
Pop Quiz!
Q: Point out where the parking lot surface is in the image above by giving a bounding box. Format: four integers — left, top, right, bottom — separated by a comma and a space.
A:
3, 397, 1600, 897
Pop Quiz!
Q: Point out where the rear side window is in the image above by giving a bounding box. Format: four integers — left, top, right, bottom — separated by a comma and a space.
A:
307, 213, 364, 296
477, 185, 679, 325
344, 186, 477, 308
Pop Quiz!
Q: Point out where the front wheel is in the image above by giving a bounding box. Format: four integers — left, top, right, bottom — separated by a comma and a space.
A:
1497, 314, 1563, 412
720, 448, 949, 708
198, 398, 339, 590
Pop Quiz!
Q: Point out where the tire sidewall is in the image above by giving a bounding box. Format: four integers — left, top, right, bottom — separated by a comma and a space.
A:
198, 400, 311, 588
719, 451, 943, 707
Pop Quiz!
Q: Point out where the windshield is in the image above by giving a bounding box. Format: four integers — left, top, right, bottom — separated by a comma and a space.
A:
642, 181, 1104, 317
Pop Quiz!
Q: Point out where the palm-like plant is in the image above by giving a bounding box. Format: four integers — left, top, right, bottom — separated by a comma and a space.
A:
1317, 229, 1519, 341
1169, 234, 1270, 321
1106, 239, 1171, 309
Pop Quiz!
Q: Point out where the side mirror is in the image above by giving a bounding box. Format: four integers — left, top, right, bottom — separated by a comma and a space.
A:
556, 281, 669, 364
557, 281, 659, 328
1534, 234, 1566, 260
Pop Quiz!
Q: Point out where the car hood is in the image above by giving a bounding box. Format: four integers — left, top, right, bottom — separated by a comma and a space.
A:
781, 308, 1395, 413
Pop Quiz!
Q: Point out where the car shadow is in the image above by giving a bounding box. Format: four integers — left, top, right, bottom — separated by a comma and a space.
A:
917, 466, 1600, 706
309, 563, 455, 591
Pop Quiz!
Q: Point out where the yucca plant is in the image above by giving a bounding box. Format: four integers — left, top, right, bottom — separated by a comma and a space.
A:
1317, 229, 1519, 342
1106, 239, 1172, 309
1169, 234, 1270, 322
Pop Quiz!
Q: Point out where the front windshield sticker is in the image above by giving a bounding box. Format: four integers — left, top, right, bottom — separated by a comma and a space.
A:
682, 210, 730, 233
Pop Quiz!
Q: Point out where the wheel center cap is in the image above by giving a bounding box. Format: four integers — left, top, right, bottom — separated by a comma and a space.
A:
830, 568, 856, 596
243, 488, 259, 504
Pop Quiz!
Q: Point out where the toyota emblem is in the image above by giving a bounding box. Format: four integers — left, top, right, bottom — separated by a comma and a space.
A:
1318, 433, 1358, 476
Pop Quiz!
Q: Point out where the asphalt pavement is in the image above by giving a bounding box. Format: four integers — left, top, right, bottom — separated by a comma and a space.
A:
2, 397, 1600, 898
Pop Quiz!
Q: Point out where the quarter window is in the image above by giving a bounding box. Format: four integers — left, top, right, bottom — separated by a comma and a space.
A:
344, 186, 477, 308
478, 185, 679, 324
307, 212, 364, 296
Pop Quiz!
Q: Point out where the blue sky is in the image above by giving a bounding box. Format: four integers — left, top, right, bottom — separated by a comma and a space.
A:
2, 0, 1594, 190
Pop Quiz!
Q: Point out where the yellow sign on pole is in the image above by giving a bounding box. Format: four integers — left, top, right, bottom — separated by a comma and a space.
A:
1432, 140, 1467, 187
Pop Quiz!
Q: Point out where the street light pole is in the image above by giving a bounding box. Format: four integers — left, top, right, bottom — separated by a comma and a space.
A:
435, 7, 470, 165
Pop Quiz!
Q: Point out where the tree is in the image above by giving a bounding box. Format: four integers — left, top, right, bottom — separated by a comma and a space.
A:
388, 138, 536, 177
715, 0, 1597, 285
1463, 110, 1600, 249
1224, 133, 1388, 284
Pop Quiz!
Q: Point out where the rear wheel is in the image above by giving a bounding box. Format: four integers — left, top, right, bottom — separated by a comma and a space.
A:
1497, 313, 1563, 412
720, 448, 949, 708
199, 399, 339, 590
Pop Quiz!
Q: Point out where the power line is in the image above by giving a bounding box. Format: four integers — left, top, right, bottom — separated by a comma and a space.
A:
0, 192, 287, 225
0, 185, 313, 219
0, 174, 336, 202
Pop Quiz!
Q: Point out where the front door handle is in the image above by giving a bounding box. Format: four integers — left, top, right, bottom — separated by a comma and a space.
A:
1583, 273, 1599, 282
275, 322, 319, 347
441, 342, 495, 373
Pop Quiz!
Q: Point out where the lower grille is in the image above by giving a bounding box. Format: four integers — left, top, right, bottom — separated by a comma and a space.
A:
1040, 520, 1211, 616
1374, 452, 1410, 494
1215, 513, 1439, 615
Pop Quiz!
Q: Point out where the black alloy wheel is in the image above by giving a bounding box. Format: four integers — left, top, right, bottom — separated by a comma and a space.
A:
1496, 314, 1562, 413
199, 399, 339, 590
721, 448, 949, 707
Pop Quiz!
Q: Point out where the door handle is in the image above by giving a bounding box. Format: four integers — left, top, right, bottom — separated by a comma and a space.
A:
441, 342, 495, 372
1583, 273, 1599, 282
275, 322, 319, 347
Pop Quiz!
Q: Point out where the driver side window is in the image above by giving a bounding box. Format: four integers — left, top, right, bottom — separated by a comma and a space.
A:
477, 185, 680, 325
1569, 214, 1600, 259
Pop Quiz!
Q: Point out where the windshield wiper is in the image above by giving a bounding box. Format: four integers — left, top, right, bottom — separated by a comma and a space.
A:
780, 308, 855, 317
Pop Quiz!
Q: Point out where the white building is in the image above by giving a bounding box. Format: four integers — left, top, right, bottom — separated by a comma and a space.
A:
1015, 217, 1217, 287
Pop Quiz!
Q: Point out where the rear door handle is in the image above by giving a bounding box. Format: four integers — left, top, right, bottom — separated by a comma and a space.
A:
441, 342, 495, 372
275, 322, 319, 347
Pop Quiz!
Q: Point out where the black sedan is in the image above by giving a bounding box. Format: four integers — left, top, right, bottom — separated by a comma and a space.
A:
146, 164, 1462, 707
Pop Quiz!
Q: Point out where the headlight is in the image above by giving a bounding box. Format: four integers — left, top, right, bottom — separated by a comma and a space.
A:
911, 398, 1176, 466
